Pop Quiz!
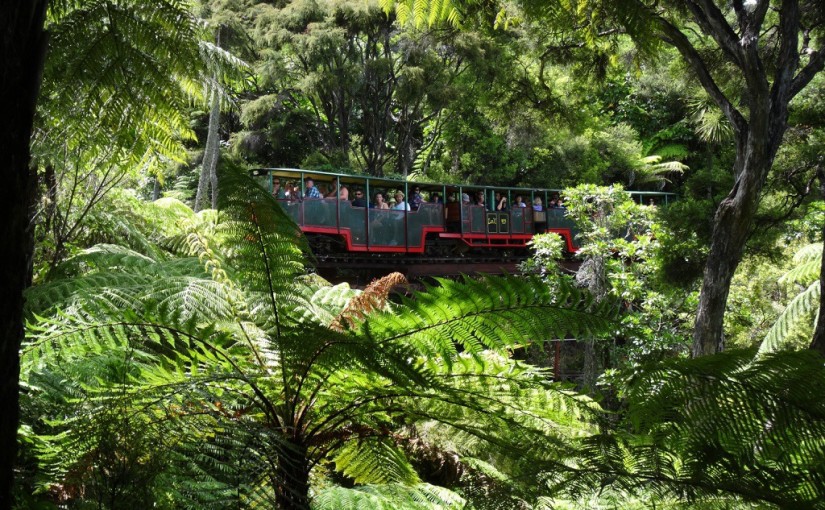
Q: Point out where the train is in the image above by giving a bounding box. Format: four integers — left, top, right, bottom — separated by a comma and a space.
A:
250, 168, 674, 264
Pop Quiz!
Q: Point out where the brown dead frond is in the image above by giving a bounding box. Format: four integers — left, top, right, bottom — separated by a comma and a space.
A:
330, 272, 408, 331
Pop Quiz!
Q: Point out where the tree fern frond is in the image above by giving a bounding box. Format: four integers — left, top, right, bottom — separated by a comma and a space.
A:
759, 281, 819, 354
313, 483, 465, 510
331, 273, 407, 331
793, 243, 823, 264
332, 438, 420, 485
215, 167, 310, 299
553, 350, 825, 507
780, 259, 821, 286
359, 275, 616, 364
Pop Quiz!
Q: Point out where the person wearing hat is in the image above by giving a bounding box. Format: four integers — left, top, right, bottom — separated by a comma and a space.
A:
392, 191, 410, 211
461, 193, 470, 204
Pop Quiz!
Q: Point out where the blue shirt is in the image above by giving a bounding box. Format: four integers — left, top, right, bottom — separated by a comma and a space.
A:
305, 186, 322, 199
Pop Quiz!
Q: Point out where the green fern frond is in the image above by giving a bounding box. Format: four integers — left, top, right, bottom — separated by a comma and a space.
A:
794, 243, 823, 263
358, 275, 616, 365
649, 143, 690, 161
215, 167, 310, 299
781, 259, 821, 286
313, 483, 465, 510
759, 243, 823, 353
552, 350, 825, 507
759, 281, 820, 354
333, 438, 420, 485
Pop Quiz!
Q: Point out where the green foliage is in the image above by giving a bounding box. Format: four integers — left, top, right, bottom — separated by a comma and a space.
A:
521, 233, 567, 277
551, 349, 825, 508
759, 243, 822, 355
313, 483, 465, 510
559, 184, 692, 371
22, 166, 617, 508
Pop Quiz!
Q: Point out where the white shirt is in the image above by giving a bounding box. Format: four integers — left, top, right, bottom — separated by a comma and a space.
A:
393, 201, 410, 211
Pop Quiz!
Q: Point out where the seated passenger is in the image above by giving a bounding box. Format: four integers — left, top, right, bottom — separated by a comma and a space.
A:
411, 186, 424, 210
430, 192, 443, 204
494, 192, 507, 211
272, 178, 286, 199
476, 191, 486, 208
461, 193, 471, 204
351, 189, 367, 207
514, 195, 527, 208
338, 185, 349, 201
532, 197, 543, 211
374, 193, 390, 209
393, 191, 411, 211
304, 178, 322, 199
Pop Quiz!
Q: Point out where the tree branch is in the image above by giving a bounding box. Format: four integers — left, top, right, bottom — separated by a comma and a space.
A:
732, 0, 770, 44
654, 14, 747, 136
686, 0, 744, 66
789, 45, 825, 99
771, 0, 802, 105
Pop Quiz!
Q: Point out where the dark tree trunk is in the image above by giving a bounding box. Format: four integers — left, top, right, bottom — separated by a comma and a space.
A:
152, 177, 161, 201
0, 3, 49, 508
274, 440, 311, 510
692, 133, 774, 355
648, 0, 825, 356
810, 169, 825, 356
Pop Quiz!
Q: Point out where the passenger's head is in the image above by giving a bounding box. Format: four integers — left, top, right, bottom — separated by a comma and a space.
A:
461, 193, 470, 203
273, 178, 281, 188
515, 195, 523, 203
354, 190, 364, 199
534, 197, 542, 205
305, 178, 315, 188
395, 191, 405, 202
375, 193, 385, 202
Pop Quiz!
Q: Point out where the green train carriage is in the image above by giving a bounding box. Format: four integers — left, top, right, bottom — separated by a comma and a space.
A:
250, 168, 673, 257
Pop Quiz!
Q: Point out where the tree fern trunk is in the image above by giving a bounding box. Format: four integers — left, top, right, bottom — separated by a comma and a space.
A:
195, 82, 221, 212
195, 28, 222, 212
194, 138, 211, 212
274, 440, 311, 510
207, 84, 221, 210
0, 3, 49, 508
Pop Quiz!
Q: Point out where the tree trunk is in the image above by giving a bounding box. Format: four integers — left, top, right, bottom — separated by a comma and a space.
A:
692, 132, 774, 356
195, 78, 220, 212
195, 29, 222, 212
647, 0, 825, 356
274, 441, 311, 510
0, 3, 49, 508
810, 168, 825, 356
207, 85, 221, 210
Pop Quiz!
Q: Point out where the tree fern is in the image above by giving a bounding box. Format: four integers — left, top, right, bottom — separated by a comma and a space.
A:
548, 349, 825, 508
759, 243, 822, 354
22, 166, 616, 509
